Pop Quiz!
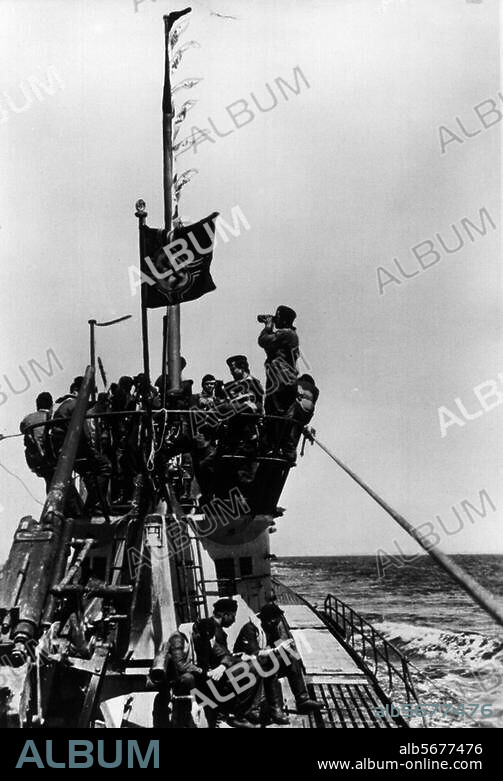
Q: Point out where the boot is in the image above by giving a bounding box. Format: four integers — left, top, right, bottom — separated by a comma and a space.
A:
245, 707, 262, 725
270, 706, 290, 725
268, 679, 290, 725
227, 715, 259, 729
296, 696, 322, 714
171, 696, 196, 728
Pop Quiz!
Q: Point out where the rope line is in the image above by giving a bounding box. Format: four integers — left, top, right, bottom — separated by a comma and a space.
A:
0, 460, 44, 507
308, 431, 503, 630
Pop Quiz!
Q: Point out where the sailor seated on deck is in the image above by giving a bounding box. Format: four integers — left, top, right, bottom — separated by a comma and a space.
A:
152, 622, 209, 729
190, 598, 265, 728
233, 602, 321, 724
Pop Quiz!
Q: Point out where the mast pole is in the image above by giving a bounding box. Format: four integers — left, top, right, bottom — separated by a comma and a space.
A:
162, 12, 189, 395
161, 313, 168, 407
135, 200, 150, 391
88, 319, 96, 402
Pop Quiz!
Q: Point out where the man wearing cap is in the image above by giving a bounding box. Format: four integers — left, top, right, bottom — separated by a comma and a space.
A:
190, 374, 221, 502
233, 602, 321, 724
258, 306, 299, 417
224, 356, 264, 416
220, 356, 264, 487
192, 598, 264, 728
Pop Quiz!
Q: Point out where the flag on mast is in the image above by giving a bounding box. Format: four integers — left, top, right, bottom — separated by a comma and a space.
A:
141, 212, 219, 307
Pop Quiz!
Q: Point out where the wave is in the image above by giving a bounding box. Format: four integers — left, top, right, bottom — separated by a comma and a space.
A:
373, 620, 503, 667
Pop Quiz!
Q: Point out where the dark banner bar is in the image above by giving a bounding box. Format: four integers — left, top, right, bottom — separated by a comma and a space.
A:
2, 729, 499, 773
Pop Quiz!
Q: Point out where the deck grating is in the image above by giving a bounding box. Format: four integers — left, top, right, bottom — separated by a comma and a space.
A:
274, 580, 407, 729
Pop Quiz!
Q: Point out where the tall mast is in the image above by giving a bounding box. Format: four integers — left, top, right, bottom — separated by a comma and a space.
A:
162, 10, 191, 395
135, 199, 150, 391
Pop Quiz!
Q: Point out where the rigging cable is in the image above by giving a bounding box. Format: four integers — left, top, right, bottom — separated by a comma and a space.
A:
146, 408, 169, 472
306, 429, 503, 630
0, 459, 44, 507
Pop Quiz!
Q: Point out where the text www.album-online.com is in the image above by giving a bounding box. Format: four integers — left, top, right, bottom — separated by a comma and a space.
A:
317, 758, 483, 771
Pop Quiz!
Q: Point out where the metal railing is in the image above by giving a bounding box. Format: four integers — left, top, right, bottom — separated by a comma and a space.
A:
323, 593, 421, 712
25, 409, 301, 463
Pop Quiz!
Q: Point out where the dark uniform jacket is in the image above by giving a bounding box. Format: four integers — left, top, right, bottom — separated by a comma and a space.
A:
258, 328, 299, 407
193, 617, 234, 671
292, 376, 319, 422
223, 375, 265, 416
167, 630, 203, 680
52, 395, 96, 459
20, 410, 52, 473
233, 620, 262, 656
234, 619, 288, 653
258, 327, 299, 372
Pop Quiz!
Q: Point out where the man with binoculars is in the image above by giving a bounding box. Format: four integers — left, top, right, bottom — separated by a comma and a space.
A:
257, 306, 299, 417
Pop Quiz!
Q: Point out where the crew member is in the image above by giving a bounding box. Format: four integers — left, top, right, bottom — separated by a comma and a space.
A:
258, 306, 299, 416
233, 602, 321, 723
87, 392, 111, 455
198, 374, 217, 411
192, 598, 264, 728
191, 375, 220, 501
156, 356, 194, 409
221, 355, 264, 487
225, 356, 264, 416
153, 624, 209, 729
19, 392, 54, 490
110, 376, 137, 503
283, 373, 319, 465
52, 377, 111, 515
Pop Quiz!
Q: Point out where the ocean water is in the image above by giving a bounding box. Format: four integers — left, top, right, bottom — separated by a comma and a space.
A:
272, 555, 503, 728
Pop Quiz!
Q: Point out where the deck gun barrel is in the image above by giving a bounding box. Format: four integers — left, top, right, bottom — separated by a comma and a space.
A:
0, 367, 95, 665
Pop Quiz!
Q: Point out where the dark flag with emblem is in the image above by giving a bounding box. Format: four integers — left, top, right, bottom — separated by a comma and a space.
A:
142, 211, 219, 307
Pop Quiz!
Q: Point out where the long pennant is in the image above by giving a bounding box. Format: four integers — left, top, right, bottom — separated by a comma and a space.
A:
171, 41, 201, 71
173, 130, 210, 157
175, 98, 198, 125
97, 356, 108, 389
172, 77, 203, 95
169, 18, 189, 49
174, 168, 199, 196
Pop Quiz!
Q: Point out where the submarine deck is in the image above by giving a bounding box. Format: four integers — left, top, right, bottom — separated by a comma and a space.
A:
275, 588, 406, 729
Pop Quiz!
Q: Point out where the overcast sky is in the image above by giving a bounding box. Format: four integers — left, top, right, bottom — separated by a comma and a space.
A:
0, 0, 501, 563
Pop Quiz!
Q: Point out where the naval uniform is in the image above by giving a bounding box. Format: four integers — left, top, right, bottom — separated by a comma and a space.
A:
233, 619, 312, 707
258, 326, 299, 415
20, 409, 54, 489
192, 616, 264, 721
